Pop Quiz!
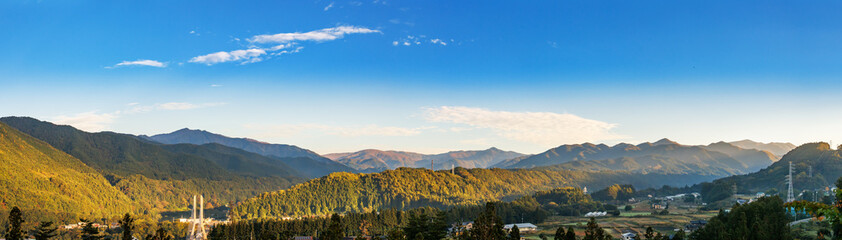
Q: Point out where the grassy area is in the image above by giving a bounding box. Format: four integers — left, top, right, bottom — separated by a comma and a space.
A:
522, 199, 717, 239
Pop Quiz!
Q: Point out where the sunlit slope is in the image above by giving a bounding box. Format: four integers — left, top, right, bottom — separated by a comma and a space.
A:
0, 122, 133, 216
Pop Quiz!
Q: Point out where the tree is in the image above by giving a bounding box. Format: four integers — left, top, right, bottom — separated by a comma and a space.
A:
644, 226, 654, 240
624, 205, 633, 211
672, 230, 685, 240
509, 225, 520, 240
5, 207, 25, 240
386, 227, 406, 240
583, 218, 610, 240
33, 221, 58, 240
564, 226, 576, 240
555, 227, 565, 240
119, 213, 135, 240
469, 202, 506, 240
145, 227, 173, 240
322, 213, 344, 240
81, 219, 104, 240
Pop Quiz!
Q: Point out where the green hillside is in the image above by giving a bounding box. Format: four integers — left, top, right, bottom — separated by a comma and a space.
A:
0, 122, 133, 217
714, 142, 841, 193
0, 117, 301, 211
160, 143, 305, 178
229, 167, 717, 219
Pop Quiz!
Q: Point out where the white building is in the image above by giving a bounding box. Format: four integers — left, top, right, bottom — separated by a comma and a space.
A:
621, 232, 637, 240
503, 223, 537, 232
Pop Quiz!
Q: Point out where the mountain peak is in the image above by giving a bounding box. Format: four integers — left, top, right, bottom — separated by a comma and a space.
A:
653, 138, 679, 146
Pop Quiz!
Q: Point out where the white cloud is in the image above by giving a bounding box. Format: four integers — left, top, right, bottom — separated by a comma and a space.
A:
395, 35, 452, 47
111, 59, 166, 68
189, 48, 267, 65
247, 123, 422, 137
425, 106, 625, 147
324, 2, 334, 11
190, 25, 377, 65
211, 84, 223, 87
249, 26, 379, 44
53, 111, 117, 132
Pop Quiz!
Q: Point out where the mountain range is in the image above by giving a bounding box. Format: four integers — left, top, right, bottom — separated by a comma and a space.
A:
142, 128, 355, 178
727, 139, 797, 157
494, 138, 788, 177
324, 147, 525, 172
0, 117, 304, 214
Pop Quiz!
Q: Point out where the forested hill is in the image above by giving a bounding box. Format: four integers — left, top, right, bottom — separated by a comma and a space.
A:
0, 122, 133, 217
713, 142, 842, 193
0, 117, 302, 212
230, 167, 717, 219
494, 139, 778, 176
142, 128, 355, 178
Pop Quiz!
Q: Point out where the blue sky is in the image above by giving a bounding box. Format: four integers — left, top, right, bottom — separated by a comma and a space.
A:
2, 0, 841, 154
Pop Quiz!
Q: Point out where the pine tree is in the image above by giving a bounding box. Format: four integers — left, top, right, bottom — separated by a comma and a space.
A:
5, 207, 25, 240
119, 213, 135, 240
81, 219, 104, 240
509, 225, 520, 240
583, 218, 608, 240
644, 226, 654, 240
323, 213, 344, 240
33, 221, 58, 240
470, 202, 505, 240
565, 226, 576, 240
555, 227, 565, 240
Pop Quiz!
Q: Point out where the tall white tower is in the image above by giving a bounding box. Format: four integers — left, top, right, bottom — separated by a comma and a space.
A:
787, 162, 795, 203
188, 195, 207, 240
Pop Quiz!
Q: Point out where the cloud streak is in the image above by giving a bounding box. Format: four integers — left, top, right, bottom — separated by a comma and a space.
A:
190, 25, 378, 65
53, 111, 117, 132
425, 106, 625, 147
54, 102, 225, 132
110, 59, 166, 68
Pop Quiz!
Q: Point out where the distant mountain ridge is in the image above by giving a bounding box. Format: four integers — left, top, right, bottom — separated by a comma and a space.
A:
495, 138, 780, 177
143, 128, 355, 178
143, 128, 322, 159
727, 139, 796, 157
324, 147, 525, 172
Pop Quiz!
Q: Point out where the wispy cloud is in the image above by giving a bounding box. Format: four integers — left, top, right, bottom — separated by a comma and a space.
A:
393, 35, 453, 47
54, 102, 225, 132
246, 123, 423, 138
109, 59, 166, 68
190, 25, 378, 65
425, 106, 625, 147
249, 26, 379, 44
126, 102, 226, 113
53, 111, 117, 132
323, 2, 334, 11
189, 49, 267, 65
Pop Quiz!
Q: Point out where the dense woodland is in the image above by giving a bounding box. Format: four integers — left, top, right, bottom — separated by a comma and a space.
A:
229, 167, 707, 219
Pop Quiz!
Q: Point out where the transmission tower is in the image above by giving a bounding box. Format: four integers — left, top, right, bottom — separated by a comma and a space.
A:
787, 162, 795, 203
187, 195, 207, 240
